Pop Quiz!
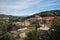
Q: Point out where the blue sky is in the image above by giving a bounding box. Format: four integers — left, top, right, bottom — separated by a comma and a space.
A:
0, 0, 60, 16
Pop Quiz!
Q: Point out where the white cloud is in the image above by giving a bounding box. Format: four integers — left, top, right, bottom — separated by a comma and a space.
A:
37, 0, 60, 8
0, 0, 60, 16
0, 10, 37, 16
0, 0, 42, 10
0, 0, 59, 10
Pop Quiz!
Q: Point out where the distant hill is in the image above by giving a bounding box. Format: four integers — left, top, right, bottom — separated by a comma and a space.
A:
36, 10, 60, 17
0, 14, 26, 21
0, 10, 60, 19
26, 10, 60, 19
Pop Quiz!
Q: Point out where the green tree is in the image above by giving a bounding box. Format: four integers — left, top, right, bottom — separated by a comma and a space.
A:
50, 18, 60, 31
49, 18, 60, 40
26, 30, 37, 40
0, 32, 15, 40
0, 23, 15, 40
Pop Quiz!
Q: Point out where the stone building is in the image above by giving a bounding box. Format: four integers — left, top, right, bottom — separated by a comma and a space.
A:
0, 17, 9, 24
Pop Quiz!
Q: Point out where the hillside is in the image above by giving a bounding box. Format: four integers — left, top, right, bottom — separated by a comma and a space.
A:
0, 10, 60, 19
37, 10, 60, 17
25, 10, 60, 19
0, 14, 26, 22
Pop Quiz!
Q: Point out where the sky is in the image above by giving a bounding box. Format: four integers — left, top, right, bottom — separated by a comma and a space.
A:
0, 0, 60, 16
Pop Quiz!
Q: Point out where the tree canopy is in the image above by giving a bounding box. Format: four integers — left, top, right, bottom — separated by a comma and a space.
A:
50, 18, 60, 31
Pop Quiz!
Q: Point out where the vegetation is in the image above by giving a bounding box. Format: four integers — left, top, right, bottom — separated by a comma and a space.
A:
26, 29, 37, 40
39, 10, 60, 17
49, 18, 60, 40
0, 10, 60, 40
0, 23, 15, 40
26, 10, 60, 19
50, 18, 60, 31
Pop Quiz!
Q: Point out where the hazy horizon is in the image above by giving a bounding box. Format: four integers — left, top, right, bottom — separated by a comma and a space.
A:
0, 0, 60, 16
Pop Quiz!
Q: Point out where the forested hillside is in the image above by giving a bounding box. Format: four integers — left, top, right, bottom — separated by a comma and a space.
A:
37, 10, 60, 17
0, 14, 25, 21
25, 10, 60, 19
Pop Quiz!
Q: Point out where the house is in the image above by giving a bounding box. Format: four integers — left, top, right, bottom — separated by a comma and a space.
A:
0, 17, 9, 24
12, 22, 25, 26
12, 21, 26, 31
24, 20, 30, 26
42, 17, 54, 23
34, 15, 42, 20
24, 15, 43, 26
24, 14, 55, 27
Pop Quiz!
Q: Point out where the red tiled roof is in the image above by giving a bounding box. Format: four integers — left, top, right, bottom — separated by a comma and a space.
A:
42, 17, 54, 21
